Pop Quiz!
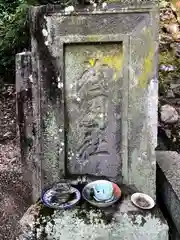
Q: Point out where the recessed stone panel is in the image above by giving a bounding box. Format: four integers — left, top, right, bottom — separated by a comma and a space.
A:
65, 43, 123, 179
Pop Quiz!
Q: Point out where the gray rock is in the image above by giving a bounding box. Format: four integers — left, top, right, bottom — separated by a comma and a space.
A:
160, 104, 179, 123
170, 84, 180, 89
17, 203, 40, 239
157, 151, 180, 238
17, 198, 168, 240
166, 89, 175, 98
172, 85, 180, 97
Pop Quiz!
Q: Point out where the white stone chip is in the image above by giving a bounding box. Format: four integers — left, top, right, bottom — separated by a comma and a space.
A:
64, 6, 75, 14
42, 29, 48, 37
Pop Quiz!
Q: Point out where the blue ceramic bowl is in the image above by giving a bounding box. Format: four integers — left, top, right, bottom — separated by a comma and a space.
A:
82, 180, 121, 208
42, 185, 81, 210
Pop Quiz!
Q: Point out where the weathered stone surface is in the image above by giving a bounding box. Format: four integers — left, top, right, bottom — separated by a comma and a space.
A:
65, 43, 123, 180
37, 0, 158, 6
166, 89, 175, 98
160, 104, 179, 123
128, 11, 158, 198
28, 3, 159, 200
16, 52, 34, 201
157, 151, 180, 239
17, 196, 168, 240
30, 8, 66, 201
17, 203, 41, 240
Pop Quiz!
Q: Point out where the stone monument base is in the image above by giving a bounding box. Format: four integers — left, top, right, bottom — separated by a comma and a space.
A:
157, 151, 180, 239
18, 193, 169, 240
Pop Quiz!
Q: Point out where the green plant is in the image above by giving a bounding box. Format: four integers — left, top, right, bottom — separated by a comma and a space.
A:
0, 0, 31, 82
0, 0, 81, 83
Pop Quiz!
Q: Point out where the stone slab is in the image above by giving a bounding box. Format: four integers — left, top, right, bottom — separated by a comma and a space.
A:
65, 43, 123, 180
156, 151, 180, 238
30, 3, 159, 200
18, 193, 168, 240
16, 52, 34, 201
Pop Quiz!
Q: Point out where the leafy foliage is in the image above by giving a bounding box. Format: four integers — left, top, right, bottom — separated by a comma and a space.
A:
0, 0, 77, 83
0, 0, 31, 82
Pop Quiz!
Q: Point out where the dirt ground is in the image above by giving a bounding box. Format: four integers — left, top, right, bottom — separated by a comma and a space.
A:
0, 84, 32, 240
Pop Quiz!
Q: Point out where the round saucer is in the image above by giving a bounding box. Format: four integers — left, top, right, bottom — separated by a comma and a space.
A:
131, 192, 155, 210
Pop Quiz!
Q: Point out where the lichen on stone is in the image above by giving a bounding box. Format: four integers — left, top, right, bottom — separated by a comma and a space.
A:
138, 46, 154, 88
30, 206, 168, 239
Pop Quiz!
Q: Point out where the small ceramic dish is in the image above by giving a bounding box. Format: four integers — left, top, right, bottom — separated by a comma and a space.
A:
131, 192, 155, 210
82, 180, 121, 208
42, 183, 81, 210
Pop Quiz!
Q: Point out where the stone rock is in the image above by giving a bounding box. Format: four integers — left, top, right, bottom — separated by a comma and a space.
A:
170, 42, 180, 58
166, 89, 175, 98
165, 129, 172, 139
171, 84, 180, 97
157, 151, 180, 239
17, 203, 41, 240
160, 104, 179, 123
170, 83, 180, 89
17, 198, 169, 240
163, 23, 179, 35
160, 7, 176, 23
29, 3, 158, 200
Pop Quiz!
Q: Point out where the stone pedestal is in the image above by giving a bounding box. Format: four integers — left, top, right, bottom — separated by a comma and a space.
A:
157, 151, 180, 239
17, 192, 169, 240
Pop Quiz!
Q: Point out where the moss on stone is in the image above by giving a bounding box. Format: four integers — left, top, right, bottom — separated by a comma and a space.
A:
138, 46, 154, 88
87, 46, 123, 81
87, 35, 101, 42
138, 28, 154, 89
39, 203, 54, 218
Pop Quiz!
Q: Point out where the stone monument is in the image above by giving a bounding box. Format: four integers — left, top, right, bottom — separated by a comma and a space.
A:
17, 1, 160, 200
17, 0, 158, 201
16, 1, 170, 239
